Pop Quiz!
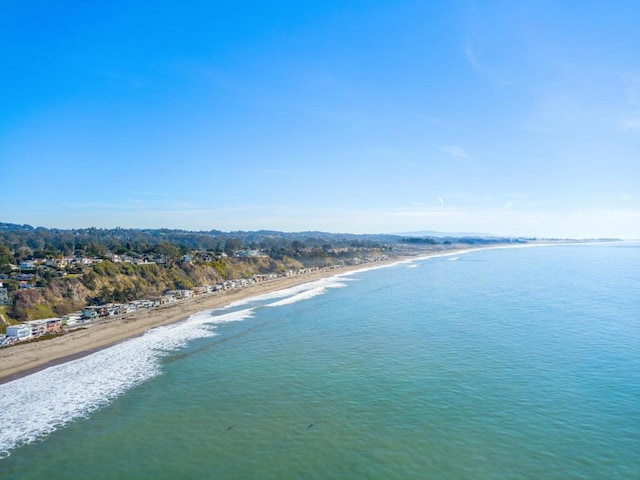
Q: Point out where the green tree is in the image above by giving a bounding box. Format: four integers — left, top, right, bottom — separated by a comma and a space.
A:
0, 244, 15, 267
86, 242, 108, 258
224, 238, 242, 256
26, 236, 45, 251
15, 246, 33, 262
156, 242, 181, 263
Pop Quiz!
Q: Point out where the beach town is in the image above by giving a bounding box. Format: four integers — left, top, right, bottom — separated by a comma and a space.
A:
0, 224, 540, 383
0, 254, 398, 383
0, 265, 334, 348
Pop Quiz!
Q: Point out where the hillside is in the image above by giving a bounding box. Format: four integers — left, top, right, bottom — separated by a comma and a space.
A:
6, 255, 310, 322
0, 222, 534, 324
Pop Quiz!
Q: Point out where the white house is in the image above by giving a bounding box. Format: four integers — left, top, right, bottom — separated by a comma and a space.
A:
165, 289, 193, 299
6, 324, 33, 341
25, 319, 47, 337
62, 312, 83, 326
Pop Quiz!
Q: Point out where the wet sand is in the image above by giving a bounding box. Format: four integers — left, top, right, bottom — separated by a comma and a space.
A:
0, 260, 408, 383
1, 242, 535, 384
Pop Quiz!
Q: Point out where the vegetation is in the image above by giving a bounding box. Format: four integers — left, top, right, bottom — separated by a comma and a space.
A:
0, 222, 526, 322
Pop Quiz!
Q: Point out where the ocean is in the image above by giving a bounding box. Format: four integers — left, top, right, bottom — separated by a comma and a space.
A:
1, 243, 638, 479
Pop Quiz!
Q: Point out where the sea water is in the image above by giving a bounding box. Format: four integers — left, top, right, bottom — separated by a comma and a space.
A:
0, 243, 638, 479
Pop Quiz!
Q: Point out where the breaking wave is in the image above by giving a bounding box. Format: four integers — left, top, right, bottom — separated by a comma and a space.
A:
0, 273, 352, 457
0, 308, 254, 457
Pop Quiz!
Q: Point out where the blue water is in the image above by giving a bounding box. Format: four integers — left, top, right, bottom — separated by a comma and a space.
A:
1, 243, 639, 479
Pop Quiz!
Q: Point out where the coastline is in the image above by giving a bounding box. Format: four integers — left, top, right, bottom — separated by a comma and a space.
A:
0, 258, 412, 384
0, 242, 560, 384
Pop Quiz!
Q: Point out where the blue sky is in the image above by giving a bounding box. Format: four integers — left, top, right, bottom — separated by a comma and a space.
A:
1, 1, 639, 238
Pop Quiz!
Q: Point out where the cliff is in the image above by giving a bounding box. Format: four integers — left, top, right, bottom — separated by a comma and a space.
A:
8, 256, 306, 322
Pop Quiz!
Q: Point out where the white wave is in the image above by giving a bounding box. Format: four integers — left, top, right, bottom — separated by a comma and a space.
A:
0, 270, 363, 457
406, 264, 419, 268
221, 276, 350, 311
416, 249, 475, 261
266, 286, 328, 307
0, 308, 254, 458
224, 285, 312, 307
264, 276, 350, 308
447, 257, 460, 261
337, 263, 398, 277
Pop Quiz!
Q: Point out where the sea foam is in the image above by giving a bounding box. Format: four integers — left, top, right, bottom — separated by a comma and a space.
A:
0, 270, 360, 457
0, 307, 254, 457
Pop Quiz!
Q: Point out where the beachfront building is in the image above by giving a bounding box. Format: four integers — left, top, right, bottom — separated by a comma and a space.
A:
44, 318, 62, 334
161, 294, 177, 304
6, 324, 33, 341
165, 289, 193, 299
62, 312, 83, 326
83, 305, 109, 320
125, 299, 157, 311
25, 319, 47, 337
22, 318, 62, 337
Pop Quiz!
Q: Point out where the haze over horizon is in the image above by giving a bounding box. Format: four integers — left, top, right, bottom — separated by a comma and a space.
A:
1, 1, 639, 238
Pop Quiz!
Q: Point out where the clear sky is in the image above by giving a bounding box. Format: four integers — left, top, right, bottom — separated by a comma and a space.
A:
1, 1, 639, 238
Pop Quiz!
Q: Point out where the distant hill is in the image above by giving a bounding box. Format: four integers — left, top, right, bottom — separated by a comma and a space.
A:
0, 222, 36, 232
394, 230, 495, 238
0, 222, 540, 257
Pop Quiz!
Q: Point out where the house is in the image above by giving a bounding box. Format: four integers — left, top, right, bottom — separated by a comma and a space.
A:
235, 249, 263, 258
20, 318, 61, 337
44, 318, 62, 334
62, 312, 83, 326
77, 257, 98, 266
134, 260, 156, 265
0, 287, 9, 305
25, 319, 47, 337
124, 300, 144, 312
45, 258, 67, 268
82, 308, 99, 320
103, 303, 123, 316
19, 260, 35, 271
140, 299, 159, 308
165, 289, 193, 299
161, 294, 176, 304
6, 324, 33, 341
82, 305, 108, 319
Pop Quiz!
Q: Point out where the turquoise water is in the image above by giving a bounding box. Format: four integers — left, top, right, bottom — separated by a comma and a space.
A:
1, 244, 639, 479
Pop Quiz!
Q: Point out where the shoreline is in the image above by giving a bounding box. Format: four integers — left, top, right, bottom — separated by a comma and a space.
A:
0, 258, 412, 384
0, 242, 563, 384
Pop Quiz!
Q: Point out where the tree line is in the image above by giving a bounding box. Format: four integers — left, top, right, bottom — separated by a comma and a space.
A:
0, 223, 398, 263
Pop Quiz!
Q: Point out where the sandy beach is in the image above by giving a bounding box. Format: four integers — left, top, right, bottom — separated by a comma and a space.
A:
0, 243, 551, 384
0, 259, 410, 384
